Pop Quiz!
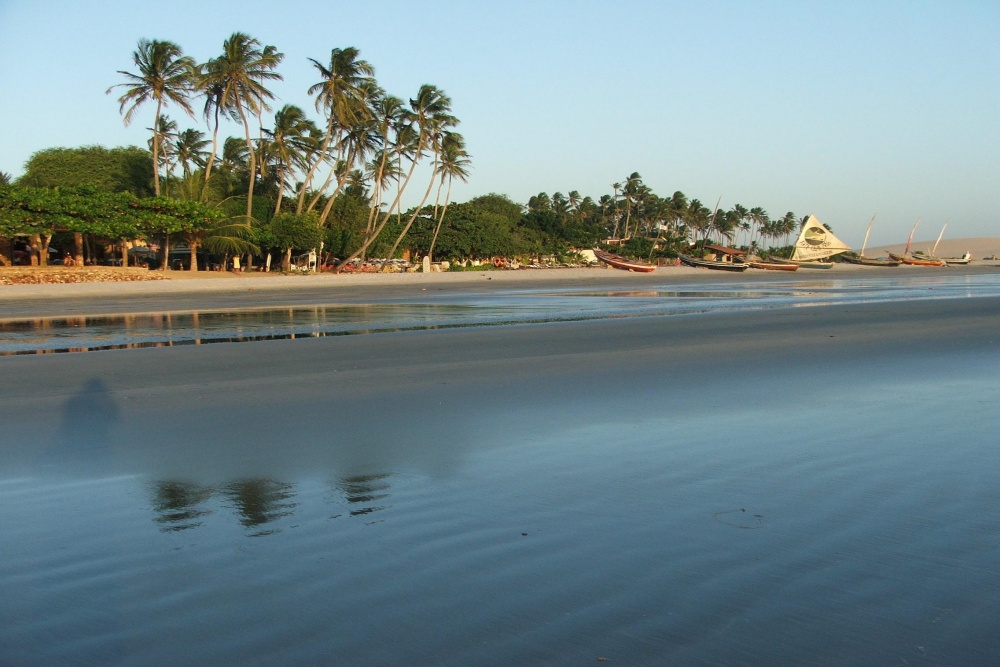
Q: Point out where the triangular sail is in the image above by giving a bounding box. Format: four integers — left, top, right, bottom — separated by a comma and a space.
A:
790, 215, 852, 262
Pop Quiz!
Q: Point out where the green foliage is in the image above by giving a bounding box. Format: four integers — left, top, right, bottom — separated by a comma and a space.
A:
18, 146, 155, 196
0, 184, 223, 240
322, 191, 371, 257
266, 211, 323, 252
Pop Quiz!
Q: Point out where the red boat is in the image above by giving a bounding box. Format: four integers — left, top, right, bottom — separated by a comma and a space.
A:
888, 253, 944, 267
593, 249, 656, 273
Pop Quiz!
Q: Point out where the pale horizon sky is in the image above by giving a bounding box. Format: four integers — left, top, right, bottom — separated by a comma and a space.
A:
2, 0, 998, 247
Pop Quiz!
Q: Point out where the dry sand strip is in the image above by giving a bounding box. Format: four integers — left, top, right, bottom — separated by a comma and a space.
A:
3, 263, 1000, 320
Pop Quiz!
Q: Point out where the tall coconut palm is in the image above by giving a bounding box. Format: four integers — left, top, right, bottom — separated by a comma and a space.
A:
263, 105, 317, 214
201, 33, 284, 223
299, 47, 375, 214
316, 95, 382, 226
361, 93, 406, 244
340, 84, 454, 269
174, 128, 210, 180
148, 115, 179, 187
109, 39, 196, 196
428, 132, 471, 262
379, 85, 457, 266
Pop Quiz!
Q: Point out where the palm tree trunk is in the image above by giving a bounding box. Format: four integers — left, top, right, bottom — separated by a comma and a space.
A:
151, 98, 163, 196
380, 155, 440, 269
428, 176, 453, 262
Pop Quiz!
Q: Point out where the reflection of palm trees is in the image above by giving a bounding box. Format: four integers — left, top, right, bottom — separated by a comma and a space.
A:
223, 479, 297, 534
338, 473, 392, 517
151, 480, 214, 531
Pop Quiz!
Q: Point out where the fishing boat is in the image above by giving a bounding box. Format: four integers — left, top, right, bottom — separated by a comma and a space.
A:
747, 257, 799, 271
909, 223, 971, 265
888, 221, 945, 266
593, 249, 657, 273
839, 214, 899, 266
678, 254, 749, 272
888, 252, 945, 267
786, 215, 851, 268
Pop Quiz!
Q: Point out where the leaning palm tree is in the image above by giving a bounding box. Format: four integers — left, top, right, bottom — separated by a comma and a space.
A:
108, 39, 196, 196
428, 132, 471, 262
378, 85, 458, 267
200, 33, 284, 223
339, 84, 454, 269
298, 47, 376, 215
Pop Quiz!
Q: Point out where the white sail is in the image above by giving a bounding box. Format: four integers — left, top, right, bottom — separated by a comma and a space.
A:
790, 215, 852, 262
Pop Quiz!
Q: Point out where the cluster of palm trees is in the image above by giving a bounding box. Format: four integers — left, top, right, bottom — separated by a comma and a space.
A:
108, 34, 471, 268
525, 172, 803, 256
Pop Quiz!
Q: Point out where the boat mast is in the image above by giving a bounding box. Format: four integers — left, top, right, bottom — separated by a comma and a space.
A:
931, 222, 947, 256
860, 214, 876, 257
903, 219, 919, 256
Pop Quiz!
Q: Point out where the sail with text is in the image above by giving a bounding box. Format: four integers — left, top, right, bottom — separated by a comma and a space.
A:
790, 215, 852, 262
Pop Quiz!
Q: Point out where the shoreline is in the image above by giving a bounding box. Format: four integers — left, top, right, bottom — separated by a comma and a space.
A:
4, 263, 1000, 320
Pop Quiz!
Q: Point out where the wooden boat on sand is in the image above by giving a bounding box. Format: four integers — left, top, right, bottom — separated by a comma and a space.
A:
748, 258, 799, 271
888, 253, 945, 267
889, 221, 945, 266
913, 250, 971, 265
678, 253, 749, 272
840, 215, 899, 266
593, 249, 656, 273
840, 253, 899, 267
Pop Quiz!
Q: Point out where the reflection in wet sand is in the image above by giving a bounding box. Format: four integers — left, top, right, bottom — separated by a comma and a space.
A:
149, 474, 396, 535
4, 273, 999, 355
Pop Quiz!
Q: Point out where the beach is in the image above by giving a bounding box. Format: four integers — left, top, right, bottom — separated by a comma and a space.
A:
2, 265, 999, 665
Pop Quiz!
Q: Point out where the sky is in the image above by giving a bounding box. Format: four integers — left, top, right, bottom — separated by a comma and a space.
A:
1, 0, 998, 247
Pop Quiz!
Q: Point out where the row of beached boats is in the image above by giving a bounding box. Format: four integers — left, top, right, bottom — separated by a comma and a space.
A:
595, 215, 972, 273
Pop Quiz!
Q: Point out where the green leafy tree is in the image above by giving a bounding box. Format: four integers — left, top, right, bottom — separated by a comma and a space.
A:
18, 146, 154, 195
266, 211, 323, 270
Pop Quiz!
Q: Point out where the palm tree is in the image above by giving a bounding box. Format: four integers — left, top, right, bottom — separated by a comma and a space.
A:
263, 105, 317, 214
428, 132, 471, 262
174, 128, 210, 180
379, 85, 458, 266
299, 47, 376, 214
148, 115, 179, 188
201, 33, 284, 223
109, 39, 196, 196
0, 171, 12, 185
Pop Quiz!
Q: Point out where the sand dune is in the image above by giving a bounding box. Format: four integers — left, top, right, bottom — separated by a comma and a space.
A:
865, 236, 1000, 259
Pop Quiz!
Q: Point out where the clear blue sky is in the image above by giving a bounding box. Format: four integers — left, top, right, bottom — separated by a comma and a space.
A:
2, 0, 998, 247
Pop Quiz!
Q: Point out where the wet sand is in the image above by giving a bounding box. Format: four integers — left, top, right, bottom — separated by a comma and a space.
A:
4, 262, 1000, 319
2, 270, 999, 664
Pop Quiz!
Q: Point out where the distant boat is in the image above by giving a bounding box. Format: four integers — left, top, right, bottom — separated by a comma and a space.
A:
840, 214, 899, 266
889, 252, 945, 267
910, 223, 972, 265
787, 215, 851, 268
678, 253, 749, 272
747, 258, 799, 271
841, 254, 900, 267
889, 220, 945, 266
593, 249, 656, 273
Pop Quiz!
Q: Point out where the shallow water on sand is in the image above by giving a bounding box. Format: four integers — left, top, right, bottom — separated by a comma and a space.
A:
3, 273, 1000, 355
1, 277, 999, 665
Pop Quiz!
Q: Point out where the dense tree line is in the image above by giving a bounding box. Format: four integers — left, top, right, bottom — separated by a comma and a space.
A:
1, 35, 808, 269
